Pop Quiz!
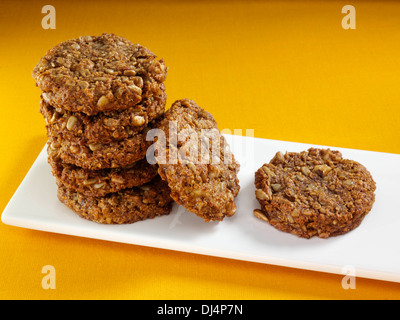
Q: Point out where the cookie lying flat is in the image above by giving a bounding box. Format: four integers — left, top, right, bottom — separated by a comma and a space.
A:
33, 33, 167, 115
48, 151, 158, 197
153, 99, 240, 222
40, 82, 166, 144
57, 177, 173, 224
254, 148, 376, 239
47, 124, 152, 170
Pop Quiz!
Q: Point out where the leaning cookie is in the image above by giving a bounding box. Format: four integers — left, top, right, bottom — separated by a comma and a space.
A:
33, 33, 167, 115
154, 99, 240, 222
47, 124, 152, 170
254, 148, 376, 239
48, 151, 158, 197
57, 177, 173, 224
40, 82, 166, 144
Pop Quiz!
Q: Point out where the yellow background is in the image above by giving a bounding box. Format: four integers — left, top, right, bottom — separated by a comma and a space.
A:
1, 0, 399, 299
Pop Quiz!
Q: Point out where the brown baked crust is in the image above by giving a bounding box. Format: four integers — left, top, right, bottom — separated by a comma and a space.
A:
57, 176, 173, 224
48, 150, 158, 197
33, 33, 167, 115
154, 99, 240, 222
254, 148, 376, 239
40, 82, 166, 144
47, 124, 152, 170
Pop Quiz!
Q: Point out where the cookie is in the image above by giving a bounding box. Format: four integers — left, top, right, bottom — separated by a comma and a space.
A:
47, 124, 152, 170
48, 151, 158, 197
57, 176, 173, 224
153, 99, 240, 222
33, 33, 167, 115
40, 82, 166, 144
254, 148, 376, 239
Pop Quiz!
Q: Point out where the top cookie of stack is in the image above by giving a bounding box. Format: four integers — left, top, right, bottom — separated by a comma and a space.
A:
33, 33, 167, 116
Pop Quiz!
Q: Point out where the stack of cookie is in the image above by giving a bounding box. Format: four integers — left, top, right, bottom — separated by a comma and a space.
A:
33, 33, 173, 224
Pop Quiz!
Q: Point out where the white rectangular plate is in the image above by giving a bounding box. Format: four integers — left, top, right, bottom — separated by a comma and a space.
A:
2, 135, 400, 283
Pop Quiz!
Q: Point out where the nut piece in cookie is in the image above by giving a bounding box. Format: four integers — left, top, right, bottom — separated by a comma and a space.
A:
254, 148, 376, 239
151, 99, 240, 222
57, 176, 173, 224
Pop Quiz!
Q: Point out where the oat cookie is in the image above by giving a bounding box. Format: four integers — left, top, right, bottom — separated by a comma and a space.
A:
47, 124, 152, 170
48, 151, 158, 197
57, 177, 173, 224
254, 148, 376, 239
33, 33, 167, 115
40, 82, 166, 144
154, 99, 240, 222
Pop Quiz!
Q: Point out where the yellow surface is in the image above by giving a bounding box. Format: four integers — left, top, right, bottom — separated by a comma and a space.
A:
0, 0, 399, 299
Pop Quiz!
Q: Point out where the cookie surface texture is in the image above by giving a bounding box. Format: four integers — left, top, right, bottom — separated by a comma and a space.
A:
33, 33, 167, 115
57, 177, 173, 224
40, 83, 166, 144
47, 124, 153, 170
254, 148, 376, 239
48, 151, 158, 197
153, 99, 240, 222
